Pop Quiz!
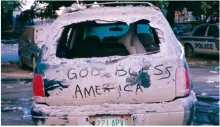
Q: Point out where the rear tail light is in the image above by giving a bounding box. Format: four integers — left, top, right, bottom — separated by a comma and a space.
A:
175, 66, 190, 97
33, 74, 46, 103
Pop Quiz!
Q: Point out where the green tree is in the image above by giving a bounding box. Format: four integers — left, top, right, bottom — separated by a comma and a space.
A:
166, 1, 202, 28
38, 1, 74, 19
1, 1, 20, 30
165, 1, 219, 28
201, 1, 219, 21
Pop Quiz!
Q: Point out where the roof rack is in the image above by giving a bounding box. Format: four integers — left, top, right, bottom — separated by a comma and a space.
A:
84, 2, 155, 8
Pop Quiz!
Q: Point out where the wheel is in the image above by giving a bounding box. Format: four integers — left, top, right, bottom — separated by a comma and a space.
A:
19, 55, 24, 68
32, 56, 36, 72
185, 45, 196, 58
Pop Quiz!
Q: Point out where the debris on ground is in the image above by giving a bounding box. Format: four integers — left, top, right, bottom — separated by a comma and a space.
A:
186, 57, 219, 66
1, 100, 11, 103
19, 81, 26, 85
22, 114, 32, 119
22, 108, 32, 119
6, 86, 13, 89
214, 85, 219, 88
6, 62, 12, 65
201, 93, 207, 96
19, 97, 34, 101
214, 67, 220, 71
25, 82, 32, 86
209, 71, 218, 74
2, 106, 23, 111
206, 79, 215, 84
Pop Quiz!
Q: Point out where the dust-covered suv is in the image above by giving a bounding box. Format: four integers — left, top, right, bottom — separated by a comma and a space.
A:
31, 2, 196, 125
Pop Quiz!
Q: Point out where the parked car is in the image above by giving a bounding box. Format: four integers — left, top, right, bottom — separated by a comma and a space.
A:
18, 25, 49, 71
173, 24, 191, 35
31, 2, 196, 125
179, 23, 219, 57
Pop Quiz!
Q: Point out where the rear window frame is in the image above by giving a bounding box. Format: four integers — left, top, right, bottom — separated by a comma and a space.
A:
56, 20, 161, 59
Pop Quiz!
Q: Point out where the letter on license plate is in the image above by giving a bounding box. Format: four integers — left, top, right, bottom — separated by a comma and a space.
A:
94, 115, 130, 126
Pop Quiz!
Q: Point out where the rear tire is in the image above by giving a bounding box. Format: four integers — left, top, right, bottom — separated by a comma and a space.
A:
19, 55, 24, 69
32, 56, 36, 72
185, 45, 196, 58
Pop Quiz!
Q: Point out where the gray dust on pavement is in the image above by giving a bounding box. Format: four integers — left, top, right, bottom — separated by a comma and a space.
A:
1, 79, 35, 125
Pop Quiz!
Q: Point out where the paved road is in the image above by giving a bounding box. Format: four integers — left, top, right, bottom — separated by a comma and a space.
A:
189, 66, 219, 125
1, 79, 35, 125
1, 66, 219, 125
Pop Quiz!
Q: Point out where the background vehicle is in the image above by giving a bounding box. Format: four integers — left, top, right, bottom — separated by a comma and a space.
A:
18, 25, 48, 71
179, 23, 219, 57
2, 26, 27, 40
173, 24, 191, 35
31, 2, 196, 125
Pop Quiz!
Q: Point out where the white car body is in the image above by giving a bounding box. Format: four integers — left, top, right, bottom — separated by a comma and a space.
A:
31, 2, 196, 125
179, 24, 219, 57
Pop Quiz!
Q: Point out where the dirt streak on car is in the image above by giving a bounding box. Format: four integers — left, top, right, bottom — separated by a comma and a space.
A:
31, 2, 196, 125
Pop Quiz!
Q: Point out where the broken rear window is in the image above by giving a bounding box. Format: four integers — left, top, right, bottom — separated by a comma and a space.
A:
56, 19, 160, 58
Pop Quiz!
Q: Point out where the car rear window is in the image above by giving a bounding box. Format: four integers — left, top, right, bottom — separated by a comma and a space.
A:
56, 19, 160, 58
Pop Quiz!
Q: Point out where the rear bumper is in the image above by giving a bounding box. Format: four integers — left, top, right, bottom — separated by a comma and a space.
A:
32, 91, 196, 125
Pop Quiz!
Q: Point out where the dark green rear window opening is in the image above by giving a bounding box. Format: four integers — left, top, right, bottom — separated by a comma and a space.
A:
56, 19, 160, 58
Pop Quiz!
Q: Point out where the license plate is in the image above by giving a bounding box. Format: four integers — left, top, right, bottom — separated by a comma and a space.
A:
90, 115, 131, 126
